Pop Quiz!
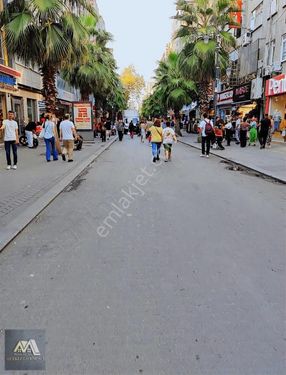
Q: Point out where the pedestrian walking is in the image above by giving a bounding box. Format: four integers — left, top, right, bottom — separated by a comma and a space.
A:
100, 121, 106, 142
199, 113, 213, 158
116, 120, 124, 141
258, 114, 271, 149
267, 115, 274, 148
281, 116, 286, 142
249, 117, 258, 146
129, 121, 135, 139
105, 120, 111, 140
140, 121, 147, 143
240, 117, 249, 148
224, 117, 233, 146
25, 118, 36, 148
2, 110, 19, 170
213, 121, 225, 150
149, 119, 163, 162
124, 119, 129, 135
163, 121, 177, 162
43, 113, 58, 162
235, 114, 241, 144
60, 114, 76, 162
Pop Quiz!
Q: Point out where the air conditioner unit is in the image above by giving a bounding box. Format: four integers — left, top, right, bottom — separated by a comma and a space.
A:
242, 32, 252, 47
272, 63, 282, 73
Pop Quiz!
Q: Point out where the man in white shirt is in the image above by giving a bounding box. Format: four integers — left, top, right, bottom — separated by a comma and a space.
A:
235, 114, 241, 144
60, 114, 76, 162
199, 113, 213, 158
2, 111, 19, 170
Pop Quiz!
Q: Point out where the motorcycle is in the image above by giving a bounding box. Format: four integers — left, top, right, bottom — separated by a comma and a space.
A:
19, 132, 39, 148
19, 124, 42, 148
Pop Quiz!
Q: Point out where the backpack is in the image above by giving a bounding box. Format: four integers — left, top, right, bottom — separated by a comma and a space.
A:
205, 120, 213, 136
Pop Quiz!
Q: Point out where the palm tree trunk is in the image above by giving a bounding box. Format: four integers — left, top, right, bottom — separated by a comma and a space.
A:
80, 90, 90, 102
41, 63, 58, 114
174, 111, 182, 136
198, 81, 213, 116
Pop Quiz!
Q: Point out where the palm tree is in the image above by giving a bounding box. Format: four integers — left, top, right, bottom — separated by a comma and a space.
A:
141, 89, 166, 119
63, 16, 126, 116
0, 0, 95, 113
154, 52, 196, 135
174, 0, 238, 113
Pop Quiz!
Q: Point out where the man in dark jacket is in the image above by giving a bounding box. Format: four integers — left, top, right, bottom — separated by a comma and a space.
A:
258, 114, 271, 149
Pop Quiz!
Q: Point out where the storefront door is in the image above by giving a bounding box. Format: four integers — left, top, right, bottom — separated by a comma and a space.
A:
11, 97, 24, 132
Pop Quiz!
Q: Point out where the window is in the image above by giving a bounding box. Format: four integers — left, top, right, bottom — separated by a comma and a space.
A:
250, 2, 263, 30
270, 0, 277, 15
281, 35, 286, 62
267, 40, 276, 65
27, 99, 36, 121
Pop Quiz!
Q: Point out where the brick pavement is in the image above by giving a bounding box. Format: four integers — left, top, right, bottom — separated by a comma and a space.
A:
179, 131, 286, 183
0, 137, 113, 223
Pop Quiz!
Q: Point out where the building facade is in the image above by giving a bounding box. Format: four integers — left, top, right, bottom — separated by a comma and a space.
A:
226, 0, 286, 124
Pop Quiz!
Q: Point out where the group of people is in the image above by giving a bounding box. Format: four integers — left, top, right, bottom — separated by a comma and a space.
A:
94, 119, 114, 142
198, 113, 275, 157
115, 118, 177, 163
0, 112, 79, 170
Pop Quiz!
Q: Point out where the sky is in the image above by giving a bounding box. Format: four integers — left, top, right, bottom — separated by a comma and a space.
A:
97, 0, 176, 83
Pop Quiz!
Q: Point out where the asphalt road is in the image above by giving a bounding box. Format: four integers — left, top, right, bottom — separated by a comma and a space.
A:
0, 137, 285, 375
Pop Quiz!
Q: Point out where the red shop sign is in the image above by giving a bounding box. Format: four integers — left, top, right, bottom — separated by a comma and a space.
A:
266, 74, 286, 96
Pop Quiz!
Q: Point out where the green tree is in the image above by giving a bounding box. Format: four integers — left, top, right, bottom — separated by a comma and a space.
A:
63, 15, 126, 117
0, 0, 95, 113
174, 0, 238, 113
120, 65, 145, 110
154, 52, 196, 135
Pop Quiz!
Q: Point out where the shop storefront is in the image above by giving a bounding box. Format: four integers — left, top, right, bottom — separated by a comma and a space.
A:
265, 74, 286, 130
216, 89, 234, 119
0, 64, 21, 126
233, 82, 258, 118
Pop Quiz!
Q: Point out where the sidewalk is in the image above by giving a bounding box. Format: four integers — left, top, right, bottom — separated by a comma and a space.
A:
0, 136, 116, 250
179, 132, 286, 183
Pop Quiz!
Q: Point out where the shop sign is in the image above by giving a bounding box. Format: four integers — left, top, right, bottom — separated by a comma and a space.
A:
0, 74, 17, 91
233, 82, 251, 102
265, 74, 286, 96
73, 102, 92, 130
217, 89, 233, 105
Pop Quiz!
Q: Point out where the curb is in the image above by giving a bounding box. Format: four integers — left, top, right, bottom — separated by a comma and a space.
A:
0, 137, 118, 253
179, 139, 286, 184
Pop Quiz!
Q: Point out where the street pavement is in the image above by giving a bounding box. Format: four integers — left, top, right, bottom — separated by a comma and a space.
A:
0, 136, 285, 375
0, 137, 115, 239
179, 132, 286, 183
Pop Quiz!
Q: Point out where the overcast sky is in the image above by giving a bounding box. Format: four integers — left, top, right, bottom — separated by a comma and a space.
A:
97, 0, 176, 83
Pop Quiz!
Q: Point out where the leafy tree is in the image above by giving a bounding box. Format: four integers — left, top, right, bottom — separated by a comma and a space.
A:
62, 15, 126, 117
0, 0, 95, 113
174, 0, 238, 113
120, 65, 145, 110
153, 52, 196, 135
141, 89, 166, 119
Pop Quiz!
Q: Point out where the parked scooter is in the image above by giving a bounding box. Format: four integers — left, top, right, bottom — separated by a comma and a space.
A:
19, 123, 42, 148
19, 132, 39, 148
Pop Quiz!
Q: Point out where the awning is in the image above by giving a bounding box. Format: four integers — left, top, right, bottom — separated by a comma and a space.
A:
0, 64, 21, 78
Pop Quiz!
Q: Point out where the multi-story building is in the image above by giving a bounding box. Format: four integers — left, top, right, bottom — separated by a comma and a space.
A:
223, 0, 286, 124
